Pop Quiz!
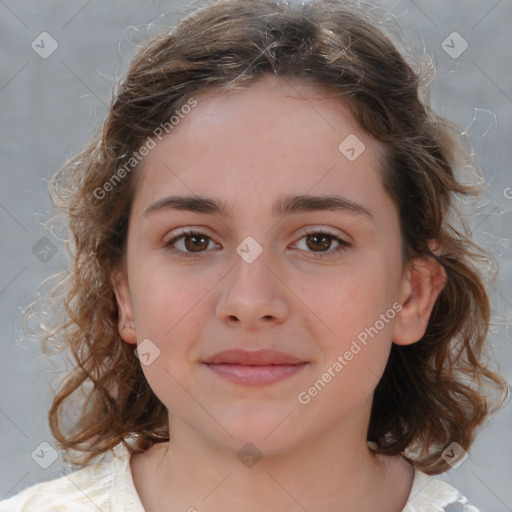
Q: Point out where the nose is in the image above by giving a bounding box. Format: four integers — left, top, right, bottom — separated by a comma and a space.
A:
215, 246, 290, 329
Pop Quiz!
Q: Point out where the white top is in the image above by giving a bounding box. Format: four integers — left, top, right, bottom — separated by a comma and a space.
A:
0, 444, 479, 511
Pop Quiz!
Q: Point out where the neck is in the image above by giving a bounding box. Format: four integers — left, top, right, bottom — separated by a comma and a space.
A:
132, 411, 412, 512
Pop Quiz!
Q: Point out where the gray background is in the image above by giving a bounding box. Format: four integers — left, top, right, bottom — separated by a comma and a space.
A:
1, 0, 511, 510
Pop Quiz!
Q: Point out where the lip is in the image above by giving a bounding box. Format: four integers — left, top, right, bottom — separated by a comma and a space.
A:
203, 349, 305, 365
203, 349, 308, 386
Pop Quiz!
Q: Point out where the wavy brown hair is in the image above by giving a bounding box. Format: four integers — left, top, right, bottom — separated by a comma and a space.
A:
31, 0, 506, 473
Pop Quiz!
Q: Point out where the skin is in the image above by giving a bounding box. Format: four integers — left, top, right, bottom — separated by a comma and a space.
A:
112, 74, 446, 512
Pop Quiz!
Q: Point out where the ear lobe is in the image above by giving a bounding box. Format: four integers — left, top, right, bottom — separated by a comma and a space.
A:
111, 269, 137, 345
392, 251, 447, 346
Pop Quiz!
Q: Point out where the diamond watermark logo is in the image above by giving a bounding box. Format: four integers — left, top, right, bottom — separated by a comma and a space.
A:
31, 32, 59, 59
134, 338, 161, 366
31, 441, 58, 469
338, 134, 366, 161
237, 442, 262, 468
441, 32, 468, 59
441, 442, 468, 469
32, 236, 58, 263
236, 236, 263, 264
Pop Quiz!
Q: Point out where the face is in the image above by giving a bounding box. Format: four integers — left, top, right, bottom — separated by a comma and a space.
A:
113, 75, 444, 455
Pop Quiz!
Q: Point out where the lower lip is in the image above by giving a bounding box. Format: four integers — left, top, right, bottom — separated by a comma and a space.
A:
204, 363, 308, 386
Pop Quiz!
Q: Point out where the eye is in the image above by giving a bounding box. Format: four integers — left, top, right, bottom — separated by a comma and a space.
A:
163, 227, 352, 259
164, 228, 219, 258
292, 228, 352, 258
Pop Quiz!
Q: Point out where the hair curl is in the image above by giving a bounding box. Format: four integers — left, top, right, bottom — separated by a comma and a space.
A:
31, 0, 506, 474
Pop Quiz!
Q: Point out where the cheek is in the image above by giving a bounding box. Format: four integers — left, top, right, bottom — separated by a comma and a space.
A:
129, 259, 217, 335
129, 264, 217, 408
298, 269, 396, 409
293, 256, 399, 395
296, 259, 399, 340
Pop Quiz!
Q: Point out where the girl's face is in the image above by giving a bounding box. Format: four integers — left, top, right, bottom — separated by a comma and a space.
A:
114, 75, 441, 454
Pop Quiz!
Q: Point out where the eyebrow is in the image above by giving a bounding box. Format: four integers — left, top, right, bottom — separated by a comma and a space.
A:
143, 194, 373, 220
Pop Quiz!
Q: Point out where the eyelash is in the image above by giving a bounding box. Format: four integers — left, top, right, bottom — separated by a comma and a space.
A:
163, 227, 352, 260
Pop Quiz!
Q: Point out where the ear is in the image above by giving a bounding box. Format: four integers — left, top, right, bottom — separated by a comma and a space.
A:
111, 269, 137, 344
392, 245, 447, 346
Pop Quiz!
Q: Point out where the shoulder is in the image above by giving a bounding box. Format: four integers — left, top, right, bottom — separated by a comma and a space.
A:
403, 469, 480, 512
0, 462, 112, 512
0, 444, 143, 512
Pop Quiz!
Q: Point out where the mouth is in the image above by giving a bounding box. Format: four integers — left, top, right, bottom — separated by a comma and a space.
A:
202, 349, 308, 386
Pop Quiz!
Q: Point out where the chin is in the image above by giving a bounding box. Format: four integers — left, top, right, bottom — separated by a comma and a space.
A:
203, 407, 305, 455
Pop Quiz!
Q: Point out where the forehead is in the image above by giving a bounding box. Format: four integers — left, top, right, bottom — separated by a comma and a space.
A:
133, 75, 390, 216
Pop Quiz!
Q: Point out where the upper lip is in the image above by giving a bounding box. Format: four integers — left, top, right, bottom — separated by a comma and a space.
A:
203, 349, 306, 365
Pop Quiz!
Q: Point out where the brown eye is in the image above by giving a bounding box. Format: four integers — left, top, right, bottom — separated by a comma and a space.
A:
183, 234, 210, 252
293, 230, 352, 258
164, 229, 219, 257
305, 233, 333, 252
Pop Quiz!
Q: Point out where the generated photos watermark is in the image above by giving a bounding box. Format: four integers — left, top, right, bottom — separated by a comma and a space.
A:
93, 97, 198, 200
298, 302, 402, 405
